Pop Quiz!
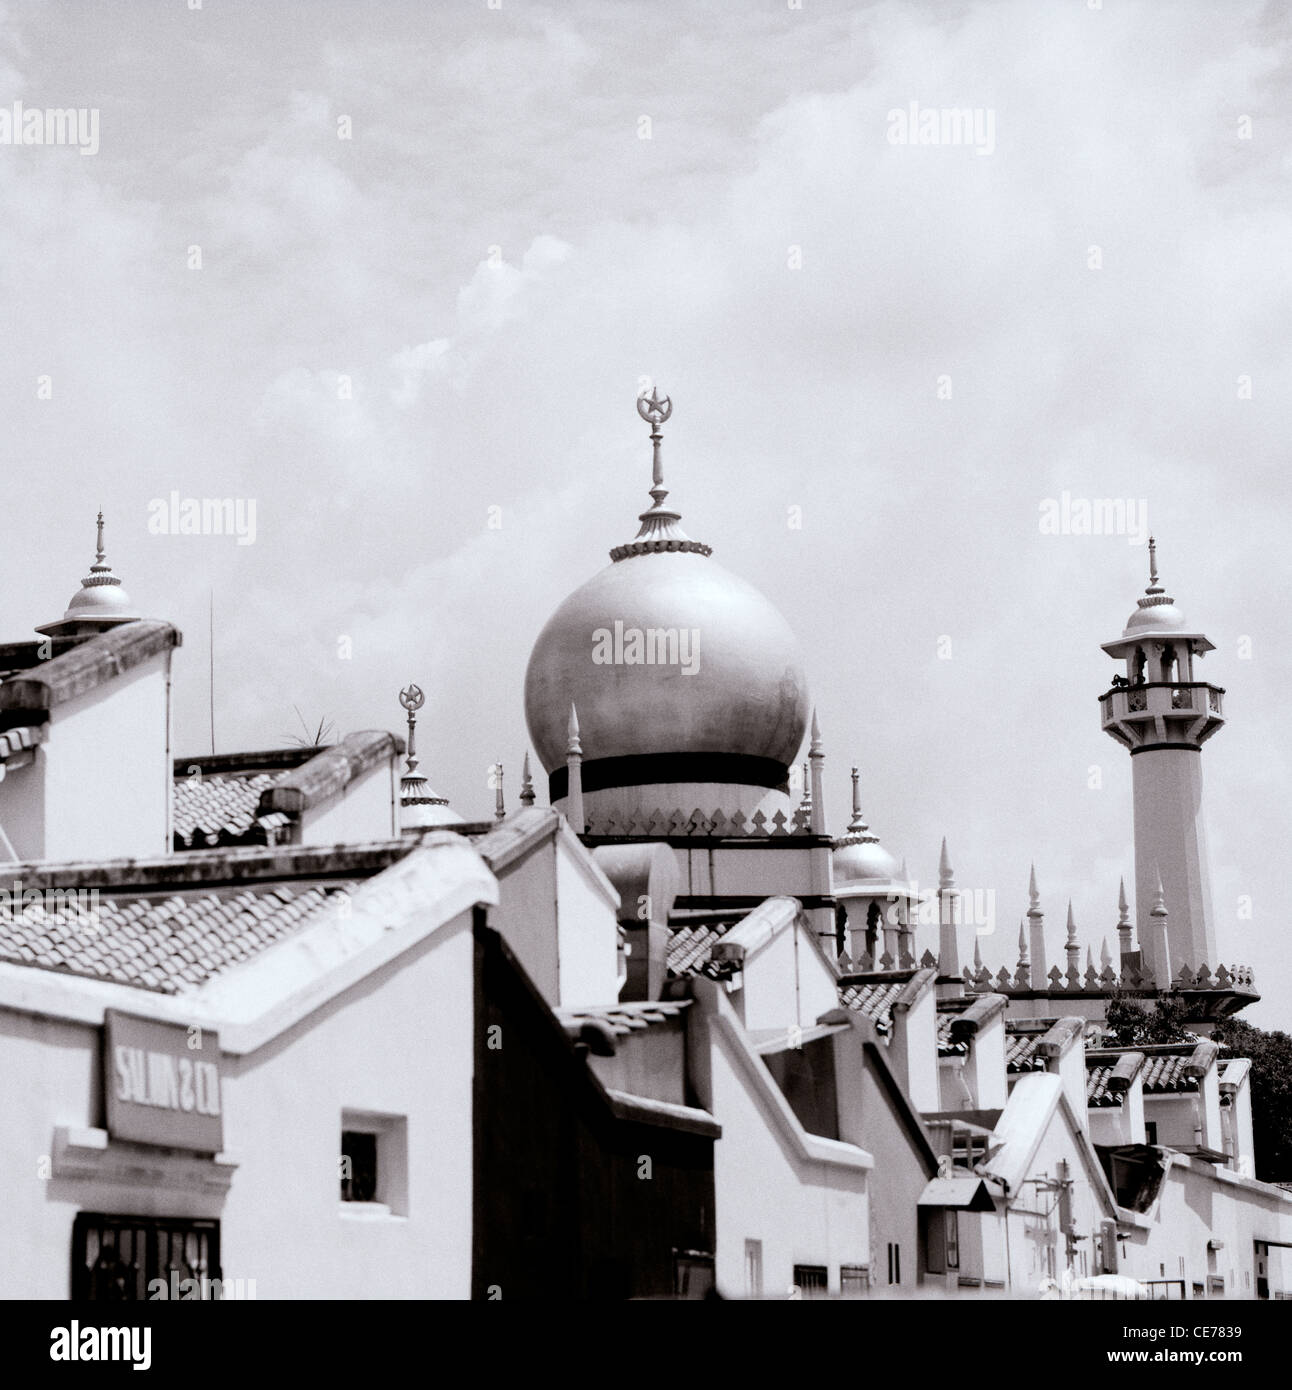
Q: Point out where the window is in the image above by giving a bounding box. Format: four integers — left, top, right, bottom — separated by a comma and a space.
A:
340, 1110, 408, 1215
744, 1239, 763, 1298
1145, 1121, 1158, 1145
887, 1242, 902, 1285
840, 1265, 869, 1298
73, 1213, 220, 1301
340, 1131, 377, 1202
793, 1264, 828, 1299
673, 1250, 715, 1299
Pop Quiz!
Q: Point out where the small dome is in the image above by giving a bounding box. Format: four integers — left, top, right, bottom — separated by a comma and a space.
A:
63, 572, 139, 622
1123, 596, 1189, 637
833, 836, 900, 886
41, 512, 140, 633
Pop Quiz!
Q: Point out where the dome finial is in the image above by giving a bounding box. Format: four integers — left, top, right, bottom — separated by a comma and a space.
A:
519, 751, 536, 807
1145, 535, 1164, 596
399, 682, 424, 773
637, 386, 672, 499
396, 682, 458, 827
610, 387, 712, 561
95, 509, 106, 566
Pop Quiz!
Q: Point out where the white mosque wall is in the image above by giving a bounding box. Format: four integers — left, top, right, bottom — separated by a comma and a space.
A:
735, 910, 840, 1034
1122, 1155, 1292, 1297
688, 980, 872, 1298
0, 902, 479, 1300
296, 758, 399, 846
2, 651, 173, 864
553, 827, 623, 1007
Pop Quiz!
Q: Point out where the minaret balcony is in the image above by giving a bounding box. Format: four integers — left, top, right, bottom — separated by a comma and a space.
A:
1099, 681, 1224, 750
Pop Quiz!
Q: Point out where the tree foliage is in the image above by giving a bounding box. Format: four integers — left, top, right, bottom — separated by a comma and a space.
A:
1103, 989, 1193, 1046
1212, 1015, 1292, 1184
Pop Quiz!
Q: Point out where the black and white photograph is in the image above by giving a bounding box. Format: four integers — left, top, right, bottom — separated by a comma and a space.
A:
0, 0, 1288, 1360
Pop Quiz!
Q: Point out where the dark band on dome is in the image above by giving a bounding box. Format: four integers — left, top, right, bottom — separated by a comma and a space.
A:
550, 752, 791, 801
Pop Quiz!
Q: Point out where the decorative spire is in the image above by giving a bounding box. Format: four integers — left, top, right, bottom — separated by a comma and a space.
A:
610, 388, 712, 562
400, 683, 423, 773
1146, 535, 1162, 595
1015, 916, 1031, 988
973, 935, 984, 972
519, 751, 536, 808
1117, 876, 1134, 956
847, 766, 867, 834
494, 761, 505, 820
1131, 533, 1177, 614
1100, 936, 1113, 970
397, 683, 451, 813
1151, 867, 1168, 919
936, 836, 961, 991
1065, 901, 1079, 959
566, 703, 585, 834
1027, 865, 1047, 982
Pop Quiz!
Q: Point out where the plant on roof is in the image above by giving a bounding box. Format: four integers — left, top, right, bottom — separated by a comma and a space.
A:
282, 707, 336, 749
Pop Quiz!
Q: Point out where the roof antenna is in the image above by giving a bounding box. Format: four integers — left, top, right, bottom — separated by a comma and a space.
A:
209, 588, 216, 756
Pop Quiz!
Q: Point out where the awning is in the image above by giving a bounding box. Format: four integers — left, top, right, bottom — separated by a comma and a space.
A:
917, 1177, 998, 1211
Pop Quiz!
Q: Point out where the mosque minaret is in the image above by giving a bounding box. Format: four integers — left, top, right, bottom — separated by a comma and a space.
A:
1099, 537, 1225, 981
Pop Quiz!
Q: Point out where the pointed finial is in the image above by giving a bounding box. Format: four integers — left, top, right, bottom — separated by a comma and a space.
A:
520, 751, 536, 807
845, 765, 870, 835
1100, 936, 1112, 969
636, 385, 673, 493
567, 703, 582, 756
1086, 944, 1095, 972
1118, 876, 1130, 925
973, 935, 984, 971
939, 837, 954, 889
398, 683, 425, 773
1028, 863, 1039, 910
1018, 918, 1029, 964
810, 708, 823, 754
1151, 865, 1168, 917
1065, 900, 1077, 943
1147, 535, 1160, 592
613, 388, 710, 561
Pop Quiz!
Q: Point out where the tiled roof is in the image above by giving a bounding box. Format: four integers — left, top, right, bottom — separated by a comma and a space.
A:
1087, 1065, 1123, 1107
1006, 1031, 1049, 1073
1140, 1054, 1198, 1094
0, 725, 43, 762
173, 773, 289, 849
667, 920, 737, 978
558, 1000, 690, 1037
839, 978, 907, 1035
936, 1013, 968, 1057
0, 882, 352, 994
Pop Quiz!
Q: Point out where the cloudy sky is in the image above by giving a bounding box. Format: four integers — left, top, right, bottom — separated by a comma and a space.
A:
1, 0, 1289, 1025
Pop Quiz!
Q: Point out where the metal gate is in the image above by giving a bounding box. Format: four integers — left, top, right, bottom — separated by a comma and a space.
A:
71, 1212, 221, 1301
